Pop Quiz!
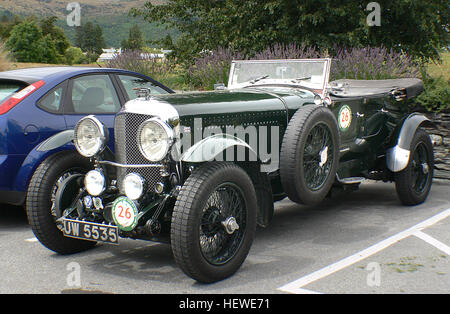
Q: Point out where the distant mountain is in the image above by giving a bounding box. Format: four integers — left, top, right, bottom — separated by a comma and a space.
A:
57, 15, 179, 48
0, 0, 165, 17
0, 0, 177, 48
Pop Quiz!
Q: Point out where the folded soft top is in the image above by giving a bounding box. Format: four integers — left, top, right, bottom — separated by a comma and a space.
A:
329, 78, 424, 99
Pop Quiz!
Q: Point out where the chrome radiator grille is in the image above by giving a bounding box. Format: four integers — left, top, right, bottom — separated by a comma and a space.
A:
114, 112, 163, 193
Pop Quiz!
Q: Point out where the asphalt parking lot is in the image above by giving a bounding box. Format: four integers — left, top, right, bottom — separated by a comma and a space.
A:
0, 179, 448, 294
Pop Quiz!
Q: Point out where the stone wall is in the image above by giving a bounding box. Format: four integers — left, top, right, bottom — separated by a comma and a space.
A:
424, 112, 450, 180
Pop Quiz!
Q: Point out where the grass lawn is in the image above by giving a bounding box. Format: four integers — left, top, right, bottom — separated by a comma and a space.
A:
426, 51, 449, 81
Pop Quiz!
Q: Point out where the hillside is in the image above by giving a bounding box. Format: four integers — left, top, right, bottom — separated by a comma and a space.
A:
0, 0, 177, 48
0, 0, 165, 17
56, 14, 179, 48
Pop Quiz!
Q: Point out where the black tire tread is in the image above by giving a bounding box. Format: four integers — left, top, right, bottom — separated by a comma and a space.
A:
395, 129, 434, 206
171, 162, 257, 283
26, 151, 95, 254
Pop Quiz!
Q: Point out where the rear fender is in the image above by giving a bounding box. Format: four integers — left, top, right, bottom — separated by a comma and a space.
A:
386, 113, 434, 172
13, 130, 77, 192
36, 130, 74, 152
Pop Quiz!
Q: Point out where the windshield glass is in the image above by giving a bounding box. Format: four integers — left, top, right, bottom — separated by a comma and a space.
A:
228, 59, 330, 94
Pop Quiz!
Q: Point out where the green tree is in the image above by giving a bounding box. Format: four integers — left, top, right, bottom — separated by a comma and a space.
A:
133, 0, 449, 64
0, 14, 21, 41
5, 19, 59, 63
40, 16, 71, 63
75, 22, 106, 56
65, 47, 88, 65
122, 24, 146, 50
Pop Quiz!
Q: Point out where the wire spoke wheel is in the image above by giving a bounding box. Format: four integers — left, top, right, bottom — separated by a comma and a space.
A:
410, 142, 431, 194
199, 183, 247, 266
171, 162, 257, 283
303, 122, 334, 191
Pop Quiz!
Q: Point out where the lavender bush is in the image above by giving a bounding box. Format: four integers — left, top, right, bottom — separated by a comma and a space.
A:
187, 47, 244, 90
188, 44, 323, 89
106, 50, 174, 81
252, 43, 322, 60
187, 44, 422, 90
330, 46, 421, 81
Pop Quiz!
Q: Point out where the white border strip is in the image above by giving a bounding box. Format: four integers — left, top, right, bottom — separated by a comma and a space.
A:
413, 230, 450, 255
279, 207, 450, 294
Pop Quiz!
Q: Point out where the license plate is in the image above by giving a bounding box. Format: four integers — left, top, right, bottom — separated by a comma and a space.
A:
62, 219, 119, 245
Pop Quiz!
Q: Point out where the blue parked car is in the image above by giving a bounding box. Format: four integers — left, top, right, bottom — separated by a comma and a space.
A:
0, 67, 173, 209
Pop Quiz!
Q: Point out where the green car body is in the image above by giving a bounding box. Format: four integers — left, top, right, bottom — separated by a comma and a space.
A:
28, 59, 434, 283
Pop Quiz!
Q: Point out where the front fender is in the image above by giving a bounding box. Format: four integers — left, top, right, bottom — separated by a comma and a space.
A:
181, 133, 259, 163
386, 113, 434, 172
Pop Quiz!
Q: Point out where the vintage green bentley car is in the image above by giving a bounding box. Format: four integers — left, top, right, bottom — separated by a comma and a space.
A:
27, 59, 434, 283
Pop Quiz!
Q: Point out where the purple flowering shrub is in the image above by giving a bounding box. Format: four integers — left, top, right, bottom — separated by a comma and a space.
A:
106, 50, 174, 81
188, 45, 422, 89
187, 47, 244, 90
330, 46, 421, 81
188, 44, 322, 89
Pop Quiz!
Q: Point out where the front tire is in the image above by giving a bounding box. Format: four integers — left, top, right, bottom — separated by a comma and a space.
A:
171, 162, 257, 283
26, 152, 96, 254
395, 129, 434, 206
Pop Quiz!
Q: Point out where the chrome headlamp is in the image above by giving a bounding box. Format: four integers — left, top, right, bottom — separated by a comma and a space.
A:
137, 118, 174, 162
84, 169, 106, 196
123, 173, 145, 200
74, 115, 108, 157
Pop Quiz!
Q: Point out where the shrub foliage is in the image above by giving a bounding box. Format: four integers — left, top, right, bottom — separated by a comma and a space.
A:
187, 45, 422, 89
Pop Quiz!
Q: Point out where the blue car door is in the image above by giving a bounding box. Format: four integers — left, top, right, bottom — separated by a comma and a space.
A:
63, 73, 123, 152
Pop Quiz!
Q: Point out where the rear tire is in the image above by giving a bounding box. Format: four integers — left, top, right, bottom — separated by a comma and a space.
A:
171, 162, 257, 283
395, 129, 434, 206
26, 152, 96, 254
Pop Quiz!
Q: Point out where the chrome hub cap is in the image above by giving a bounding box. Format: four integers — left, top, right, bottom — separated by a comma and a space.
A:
319, 146, 328, 167
221, 216, 240, 235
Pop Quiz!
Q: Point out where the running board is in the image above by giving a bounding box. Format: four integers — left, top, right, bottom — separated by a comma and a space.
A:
336, 175, 365, 185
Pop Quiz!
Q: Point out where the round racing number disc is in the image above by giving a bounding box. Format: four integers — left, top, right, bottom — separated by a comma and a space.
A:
112, 196, 139, 231
338, 105, 352, 131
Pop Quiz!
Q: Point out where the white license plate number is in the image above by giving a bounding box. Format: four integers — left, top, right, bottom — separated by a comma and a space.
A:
62, 219, 119, 244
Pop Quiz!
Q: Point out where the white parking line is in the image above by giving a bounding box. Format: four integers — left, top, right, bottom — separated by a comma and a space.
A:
279, 207, 450, 294
25, 237, 38, 243
413, 230, 450, 255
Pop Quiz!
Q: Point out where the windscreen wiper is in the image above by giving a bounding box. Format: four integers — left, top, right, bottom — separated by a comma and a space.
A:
250, 75, 269, 84
291, 76, 311, 83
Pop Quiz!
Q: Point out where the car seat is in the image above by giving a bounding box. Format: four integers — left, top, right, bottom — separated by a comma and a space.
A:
78, 87, 104, 113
